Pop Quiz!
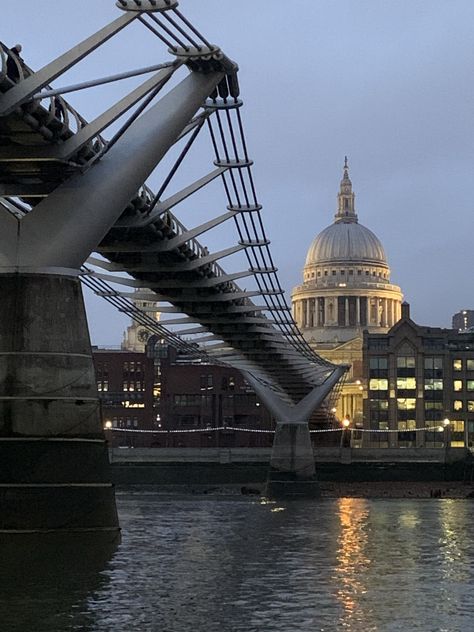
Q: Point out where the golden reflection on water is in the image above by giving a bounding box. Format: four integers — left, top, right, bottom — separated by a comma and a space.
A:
334, 498, 375, 629
439, 500, 468, 583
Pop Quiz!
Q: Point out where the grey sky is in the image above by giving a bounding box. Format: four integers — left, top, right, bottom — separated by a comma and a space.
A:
3, 1, 473, 344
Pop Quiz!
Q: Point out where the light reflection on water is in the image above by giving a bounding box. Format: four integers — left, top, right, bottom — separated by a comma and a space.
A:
1, 491, 474, 631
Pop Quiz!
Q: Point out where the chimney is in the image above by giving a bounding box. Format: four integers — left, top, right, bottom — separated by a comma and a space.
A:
401, 302, 410, 320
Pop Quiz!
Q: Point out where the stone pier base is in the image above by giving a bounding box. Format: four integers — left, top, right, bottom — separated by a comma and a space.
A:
0, 273, 119, 537
265, 422, 320, 498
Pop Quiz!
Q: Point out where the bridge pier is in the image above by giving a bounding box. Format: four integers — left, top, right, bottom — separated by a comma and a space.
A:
243, 369, 345, 499
265, 422, 320, 498
0, 272, 119, 540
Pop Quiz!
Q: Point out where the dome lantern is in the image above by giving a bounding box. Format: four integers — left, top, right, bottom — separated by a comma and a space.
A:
335, 156, 357, 224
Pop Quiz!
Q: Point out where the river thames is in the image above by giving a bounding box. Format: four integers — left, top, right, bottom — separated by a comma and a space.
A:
2, 489, 474, 631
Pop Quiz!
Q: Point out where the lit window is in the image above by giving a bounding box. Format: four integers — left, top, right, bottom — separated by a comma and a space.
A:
398, 420, 416, 430
397, 377, 417, 390
468, 401, 474, 412
123, 382, 128, 392
454, 400, 463, 411
468, 381, 474, 392
452, 420, 465, 432
453, 380, 463, 392
453, 359, 462, 371
397, 398, 417, 410
369, 378, 388, 391
424, 379, 443, 390
467, 360, 474, 371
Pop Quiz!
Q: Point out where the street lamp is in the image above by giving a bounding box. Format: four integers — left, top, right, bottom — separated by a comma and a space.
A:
341, 416, 351, 448
104, 420, 112, 430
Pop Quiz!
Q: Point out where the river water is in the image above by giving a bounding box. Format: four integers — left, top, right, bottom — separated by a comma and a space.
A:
2, 489, 474, 631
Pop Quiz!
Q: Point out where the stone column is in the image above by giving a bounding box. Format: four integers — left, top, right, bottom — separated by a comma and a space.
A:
356, 296, 361, 325
345, 297, 349, 326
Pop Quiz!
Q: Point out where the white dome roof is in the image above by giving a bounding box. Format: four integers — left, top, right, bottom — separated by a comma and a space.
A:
305, 221, 387, 267
305, 159, 388, 268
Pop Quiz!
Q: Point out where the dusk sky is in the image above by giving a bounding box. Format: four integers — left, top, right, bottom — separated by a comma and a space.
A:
3, 1, 473, 345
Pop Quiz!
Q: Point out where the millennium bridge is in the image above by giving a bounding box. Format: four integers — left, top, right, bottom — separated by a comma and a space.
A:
0, 0, 346, 538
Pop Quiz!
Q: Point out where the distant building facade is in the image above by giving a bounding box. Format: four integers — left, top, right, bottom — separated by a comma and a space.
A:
363, 303, 474, 448
292, 159, 403, 424
453, 309, 474, 333
94, 340, 274, 448
158, 345, 274, 448
93, 348, 156, 447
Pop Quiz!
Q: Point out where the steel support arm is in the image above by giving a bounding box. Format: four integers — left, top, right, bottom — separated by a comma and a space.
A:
10, 70, 223, 269
0, 13, 137, 116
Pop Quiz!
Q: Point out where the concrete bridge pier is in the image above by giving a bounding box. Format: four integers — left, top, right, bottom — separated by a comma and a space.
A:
0, 272, 119, 540
266, 421, 320, 498
243, 367, 345, 498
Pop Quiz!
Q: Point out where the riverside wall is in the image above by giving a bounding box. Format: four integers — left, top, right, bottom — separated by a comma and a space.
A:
109, 447, 473, 486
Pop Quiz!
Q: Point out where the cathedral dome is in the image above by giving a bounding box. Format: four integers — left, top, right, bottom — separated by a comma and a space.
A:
304, 157, 387, 268
305, 221, 387, 267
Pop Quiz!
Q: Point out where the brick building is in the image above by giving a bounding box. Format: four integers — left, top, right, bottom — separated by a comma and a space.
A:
93, 348, 156, 447
93, 340, 274, 448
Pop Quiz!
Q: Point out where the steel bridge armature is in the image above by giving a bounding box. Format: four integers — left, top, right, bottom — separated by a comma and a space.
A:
0, 0, 346, 537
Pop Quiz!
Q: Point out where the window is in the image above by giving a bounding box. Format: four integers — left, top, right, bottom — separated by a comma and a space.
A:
397, 377, 416, 390
357, 270, 362, 275
453, 359, 462, 371
341, 270, 345, 275
397, 398, 416, 410
424, 357, 443, 370
468, 360, 474, 371
324, 270, 328, 276
398, 420, 416, 430
468, 401, 474, 412
454, 380, 463, 392
425, 402, 443, 410
370, 399, 389, 411
454, 400, 463, 411
332, 270, 336, 276
397, 356, 416, 368
370, 358, 388, 370
365, 271, 369, 276
349, 270, 354, 275
468, 381, 474, 391
369, 378, 388, 391
424, 379, 443, 390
